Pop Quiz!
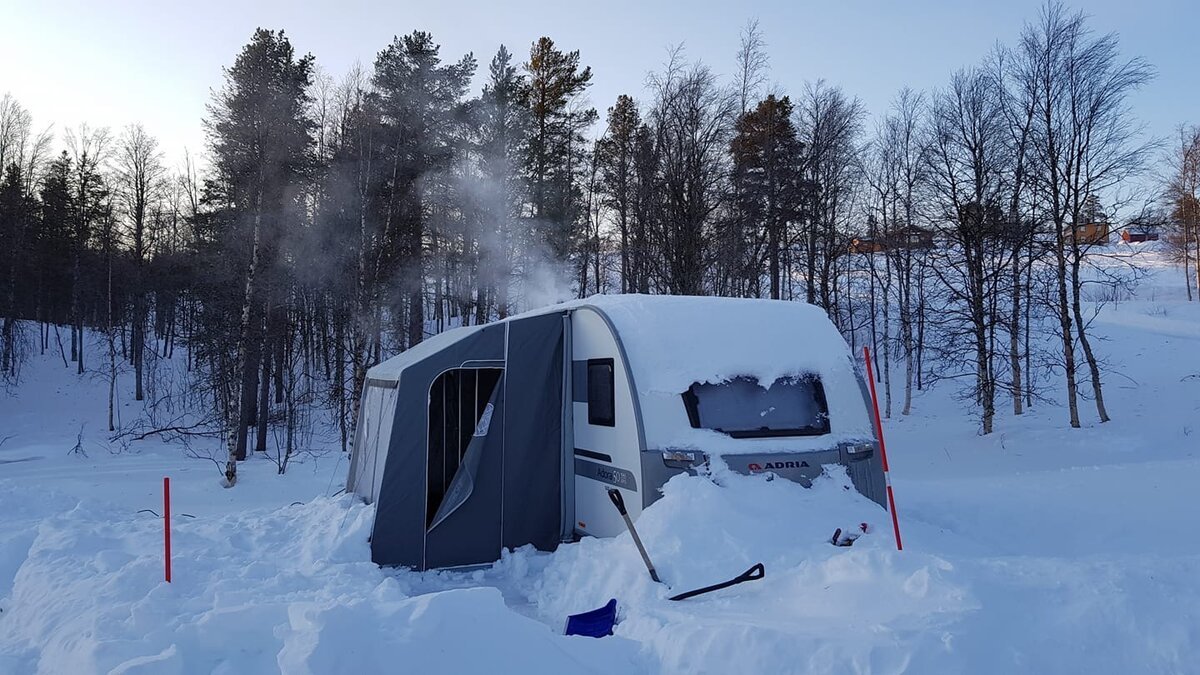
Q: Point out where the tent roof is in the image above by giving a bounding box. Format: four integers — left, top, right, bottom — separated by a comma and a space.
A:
366, 323, 486, 382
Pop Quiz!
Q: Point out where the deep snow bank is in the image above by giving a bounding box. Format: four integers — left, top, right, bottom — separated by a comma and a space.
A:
0, 488, 647, 674
3, 448, 1199, 674
1, 461, 970, 675
510, 467, 973, 674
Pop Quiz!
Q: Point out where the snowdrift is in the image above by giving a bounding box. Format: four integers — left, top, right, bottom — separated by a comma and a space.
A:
518, 467, 971, 674
1, 464, 971, 675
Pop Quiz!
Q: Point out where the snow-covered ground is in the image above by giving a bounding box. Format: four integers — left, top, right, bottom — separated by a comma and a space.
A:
2, 246, 1198, 674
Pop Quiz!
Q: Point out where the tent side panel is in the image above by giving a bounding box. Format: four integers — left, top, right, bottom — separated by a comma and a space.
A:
368, 385, 400, 503
501, 313, 565, 552
344, 381, 371, 496
369, 372, 429, 567
347, 380, 398, 501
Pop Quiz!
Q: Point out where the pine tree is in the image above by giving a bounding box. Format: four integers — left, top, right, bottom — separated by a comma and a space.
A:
205, 28, 316, 485
0, 162, 36, 379
371, 31, 475, 348
522, 37, 596, 262
478, 45, 528, 318
66, 125, 111, 375
595, 95, 640, 293
37, 153, 73, 329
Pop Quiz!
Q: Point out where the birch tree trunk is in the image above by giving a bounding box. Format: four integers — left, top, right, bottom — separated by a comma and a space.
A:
225, 190, 263, 487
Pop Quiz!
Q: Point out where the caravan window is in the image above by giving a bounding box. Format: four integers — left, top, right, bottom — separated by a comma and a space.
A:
587, 358, 615, 426
682, 375, 830, 438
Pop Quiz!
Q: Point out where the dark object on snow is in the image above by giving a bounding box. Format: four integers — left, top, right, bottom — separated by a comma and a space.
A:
607, 488, 661, 582
564, 598, 618, 637
831, 527, 861, 547
668, 563, 766, 602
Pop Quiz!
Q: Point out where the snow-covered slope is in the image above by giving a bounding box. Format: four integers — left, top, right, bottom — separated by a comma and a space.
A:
1, 247, 1198, 674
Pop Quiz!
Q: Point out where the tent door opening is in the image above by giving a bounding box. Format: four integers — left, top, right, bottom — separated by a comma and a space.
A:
427, 367, 503, 529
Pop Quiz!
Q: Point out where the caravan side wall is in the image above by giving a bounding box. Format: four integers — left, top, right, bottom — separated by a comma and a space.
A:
570, 308, 644, 538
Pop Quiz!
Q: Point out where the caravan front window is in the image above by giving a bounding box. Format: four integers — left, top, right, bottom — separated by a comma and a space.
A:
682, 375, 830, 438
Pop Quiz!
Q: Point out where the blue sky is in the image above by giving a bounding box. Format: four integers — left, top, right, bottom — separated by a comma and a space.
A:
1, 0, 1195, 168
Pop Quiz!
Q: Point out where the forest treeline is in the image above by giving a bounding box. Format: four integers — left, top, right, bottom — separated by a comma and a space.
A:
1, 3, 1198, 482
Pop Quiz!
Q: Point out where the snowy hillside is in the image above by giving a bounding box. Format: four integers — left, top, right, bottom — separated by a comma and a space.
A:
2, 251, 1199, 674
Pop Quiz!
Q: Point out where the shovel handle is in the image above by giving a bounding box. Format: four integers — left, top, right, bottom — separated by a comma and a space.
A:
607, 488, 627, 516
668, 562, 766, 601
739, 563, 765, 581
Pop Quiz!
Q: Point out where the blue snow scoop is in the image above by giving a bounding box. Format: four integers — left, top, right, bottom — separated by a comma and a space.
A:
564, 598, 618, 638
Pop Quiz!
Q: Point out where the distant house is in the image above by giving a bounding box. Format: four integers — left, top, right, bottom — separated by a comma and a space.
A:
849, 226, 935, 254
1120, 229, 1159, 243
849, 237, 886, 254
1120, 221, 1160, 243
1069, 195, 1112, 245
888, 225, 935, 250
1068, 221, 1110, 245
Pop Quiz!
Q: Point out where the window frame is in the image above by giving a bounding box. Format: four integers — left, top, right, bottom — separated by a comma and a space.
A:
586, 358, 616, 427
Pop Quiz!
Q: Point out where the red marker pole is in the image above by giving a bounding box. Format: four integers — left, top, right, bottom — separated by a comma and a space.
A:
163, 476, 172, 583
863, 346, 903, 551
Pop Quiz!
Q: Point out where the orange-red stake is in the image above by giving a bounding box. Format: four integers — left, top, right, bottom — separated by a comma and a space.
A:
164, 476, 172, 582
863, 347, 903, 551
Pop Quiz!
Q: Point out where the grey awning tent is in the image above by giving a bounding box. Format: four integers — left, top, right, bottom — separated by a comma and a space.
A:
349, 313, 564, 570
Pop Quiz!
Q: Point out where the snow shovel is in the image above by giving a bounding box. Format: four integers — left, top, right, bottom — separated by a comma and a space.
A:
605, 488, 765, 601
564, 598, 618, 638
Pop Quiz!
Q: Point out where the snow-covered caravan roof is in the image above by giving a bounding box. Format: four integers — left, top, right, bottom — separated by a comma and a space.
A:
568, 294, 875, 454
576, 294, 853, 394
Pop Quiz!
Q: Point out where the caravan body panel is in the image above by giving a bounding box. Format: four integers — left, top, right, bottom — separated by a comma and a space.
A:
569, 307, 645, 538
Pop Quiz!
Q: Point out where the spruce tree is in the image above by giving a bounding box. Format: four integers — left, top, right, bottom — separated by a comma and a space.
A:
730, 95, 806, 299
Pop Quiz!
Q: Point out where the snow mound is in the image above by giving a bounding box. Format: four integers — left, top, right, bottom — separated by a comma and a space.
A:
277, 585, 646, 674
0, 490, 647, 675
510, 467, 974, 674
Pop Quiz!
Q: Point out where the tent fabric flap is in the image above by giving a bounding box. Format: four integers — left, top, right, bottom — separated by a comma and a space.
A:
501, 313, 565, 553
427, 383, 502, 532
423, 371, 506, 570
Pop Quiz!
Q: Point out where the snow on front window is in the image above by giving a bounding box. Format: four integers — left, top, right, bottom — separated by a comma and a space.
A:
682, 375, 830, 438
